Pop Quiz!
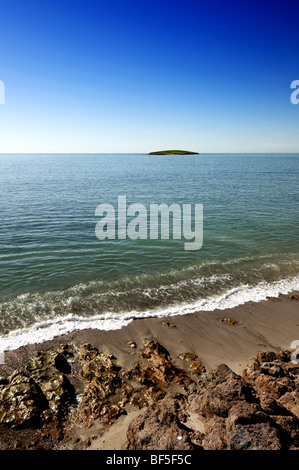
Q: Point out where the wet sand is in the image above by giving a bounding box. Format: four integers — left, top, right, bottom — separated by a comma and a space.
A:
1, 290, 298, 377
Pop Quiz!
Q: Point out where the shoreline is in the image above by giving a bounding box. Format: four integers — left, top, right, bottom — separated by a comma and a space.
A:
1, 274, 299, 356
1, 289, 298, 377
0, 289, 298, 450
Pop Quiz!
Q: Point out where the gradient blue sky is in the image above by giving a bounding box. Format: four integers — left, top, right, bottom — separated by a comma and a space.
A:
0, 0, 298, 153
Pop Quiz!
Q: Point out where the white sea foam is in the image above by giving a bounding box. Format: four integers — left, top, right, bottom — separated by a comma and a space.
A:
0, 275, 298, 353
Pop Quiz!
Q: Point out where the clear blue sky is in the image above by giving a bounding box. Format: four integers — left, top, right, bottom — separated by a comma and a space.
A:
0, 0, 298, 153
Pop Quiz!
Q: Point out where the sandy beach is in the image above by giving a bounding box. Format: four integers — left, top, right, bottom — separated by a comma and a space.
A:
1, 290, 298, 378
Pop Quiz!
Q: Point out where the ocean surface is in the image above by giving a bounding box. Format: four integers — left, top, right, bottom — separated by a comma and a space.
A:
0, 153, 298, 351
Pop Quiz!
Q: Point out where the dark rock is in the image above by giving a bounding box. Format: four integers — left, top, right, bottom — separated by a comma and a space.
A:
161, 321, 177, 328
125, 397, 199, 450
139, 339, 192, 386
278, 391, 299, 418
277, 350, 291, 362
227, 422, 282, 450
243, 352, 297, 400
260, 362, 284, 377
179, 353, 198, 361
189, 357, 299, 450
219, 317, 238, 325
202, 417, 227, 450
2, 341, 299, 451
256, 351, 277, 363
281, 294, 299, 301
77, 344, 124, 426
0, 370, 47, 428
196, 365, 258, 418
189, 361, 206, 375
26, 348, 76, 422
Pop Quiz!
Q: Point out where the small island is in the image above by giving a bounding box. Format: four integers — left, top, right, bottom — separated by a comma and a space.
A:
149, 150, 199, 155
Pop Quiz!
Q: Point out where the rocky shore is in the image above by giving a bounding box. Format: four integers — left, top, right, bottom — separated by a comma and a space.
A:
0, 292, 298, 451
0, 338, 299, 450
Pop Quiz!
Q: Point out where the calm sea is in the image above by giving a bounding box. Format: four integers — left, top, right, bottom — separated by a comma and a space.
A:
0, 153, 298, 350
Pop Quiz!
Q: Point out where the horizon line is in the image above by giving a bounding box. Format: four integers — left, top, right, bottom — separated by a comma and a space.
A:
1, 152, 299, 155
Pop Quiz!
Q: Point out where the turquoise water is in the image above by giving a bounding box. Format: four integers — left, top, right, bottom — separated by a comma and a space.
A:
0, 153, 298, 348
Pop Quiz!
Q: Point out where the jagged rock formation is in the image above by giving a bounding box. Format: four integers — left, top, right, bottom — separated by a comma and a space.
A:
0, 340, 298, 450
125, 351, 299, 450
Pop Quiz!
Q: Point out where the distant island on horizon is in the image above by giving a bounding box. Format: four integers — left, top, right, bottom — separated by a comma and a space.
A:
148, 150, 199, 155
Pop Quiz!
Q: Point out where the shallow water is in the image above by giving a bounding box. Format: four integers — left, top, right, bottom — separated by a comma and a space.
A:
0, 153, 298, 349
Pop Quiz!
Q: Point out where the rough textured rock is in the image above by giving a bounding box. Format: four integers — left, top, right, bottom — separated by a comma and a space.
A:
225, 402, 282, 450
189, 361, 206, 374
195, 364, 259, 418
139, 340, 192, 386
77, 340, 193, 426
77, 343, 126, 426
179, 353, 198, 361
26, 347, 75, 423
195, 351, 299, 450
125, 396, 198, 450
0, 371, 47, 428
0, 341, 298, 450
0, 346, 75, 431
281, 294, 299, 301
256, 351, 278, 363
185, 365, 285, 450
219, 317, 238, 326
125, 352, 299, 450
243, 350, 299, 405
